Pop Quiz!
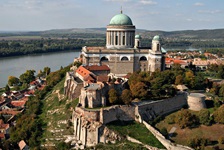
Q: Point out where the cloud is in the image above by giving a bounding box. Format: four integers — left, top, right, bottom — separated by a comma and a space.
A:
139, 0, 157, 5
194, 2, 204, 6
198, 10, 222, 14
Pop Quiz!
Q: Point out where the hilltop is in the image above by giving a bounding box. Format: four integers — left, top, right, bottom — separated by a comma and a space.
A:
1, 28, 224, 40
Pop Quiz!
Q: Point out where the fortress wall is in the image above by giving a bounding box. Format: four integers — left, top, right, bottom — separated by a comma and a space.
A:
75, 107, 100, 122
137, 93, 187, 122
143, 121, 193, 150
100, 105, 135, 124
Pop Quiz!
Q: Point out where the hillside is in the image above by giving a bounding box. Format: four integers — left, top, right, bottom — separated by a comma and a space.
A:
1, 28, 224, 40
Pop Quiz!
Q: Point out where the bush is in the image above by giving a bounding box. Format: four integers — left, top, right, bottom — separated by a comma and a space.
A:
175, 109, 199, 129
187, 137, 209, 150
197, 109, 211, 126
213, 105, 224, 124
160, 127, 168, 138
218, 136, 224, 144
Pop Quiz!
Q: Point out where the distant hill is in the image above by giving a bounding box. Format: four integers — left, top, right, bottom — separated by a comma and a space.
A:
0, 28, 224, 40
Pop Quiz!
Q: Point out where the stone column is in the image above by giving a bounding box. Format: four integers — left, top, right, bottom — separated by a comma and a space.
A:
78, 118, 81, 140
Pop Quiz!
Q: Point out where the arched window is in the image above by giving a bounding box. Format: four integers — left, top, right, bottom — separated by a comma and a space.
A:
157, 44, 160, 51
139, 56, 147, 61
100, 56, 109, 62
121, 56, 129, 61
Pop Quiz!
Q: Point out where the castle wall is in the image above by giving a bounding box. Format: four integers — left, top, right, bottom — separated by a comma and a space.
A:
143, 121, 194, 150
64, 72, 83, 100
100, 105, 135, 124
136, 93, 187, 122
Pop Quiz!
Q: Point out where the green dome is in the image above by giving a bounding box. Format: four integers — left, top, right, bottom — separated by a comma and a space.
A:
135, 35, 141, 39
109, 13, 133, 25
153, 35, 160, 41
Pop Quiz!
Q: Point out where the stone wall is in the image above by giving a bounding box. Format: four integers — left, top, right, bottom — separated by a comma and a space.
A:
187, 93, 206, 111
100, 105, 135, 124
142, 121, 193, 150
64, 72, 83, 100
72, 93, 189, 148
136, 93, 187, 122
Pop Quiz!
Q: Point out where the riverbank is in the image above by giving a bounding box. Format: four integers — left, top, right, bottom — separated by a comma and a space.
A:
0, 50, 80, 87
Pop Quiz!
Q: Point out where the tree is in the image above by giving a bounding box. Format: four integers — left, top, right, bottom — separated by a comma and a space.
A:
198, 109, 211, 125
185, 70, 195, 89
5, 84, 10, 92
8, 76, 20, 86
219, 84, 224, 97
130, 82, 147, 99
19, 70, 35, 84
214, 105, 224, 124
121, 89, 132, 105
44, 67, 51, 76
175, 109, 198, 128
175, 75, 184, 85
217, 65, 224, 79
108, 88, 119, 104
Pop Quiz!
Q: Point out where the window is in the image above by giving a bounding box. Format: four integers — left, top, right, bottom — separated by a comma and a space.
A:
121, 56, 129, 61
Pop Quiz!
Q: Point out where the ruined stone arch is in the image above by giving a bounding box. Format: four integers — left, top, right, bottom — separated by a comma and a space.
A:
121, 56, 129, 61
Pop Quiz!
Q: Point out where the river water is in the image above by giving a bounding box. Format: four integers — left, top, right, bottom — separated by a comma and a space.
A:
0, 50, 80, 88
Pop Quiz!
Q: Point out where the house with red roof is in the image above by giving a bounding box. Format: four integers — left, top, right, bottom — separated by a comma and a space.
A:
165, 58, 189, 69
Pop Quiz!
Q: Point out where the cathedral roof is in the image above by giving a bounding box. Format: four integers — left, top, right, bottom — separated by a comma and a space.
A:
109, 13, 133, 26
153, 35, 160, 41
135, 35, 141, 39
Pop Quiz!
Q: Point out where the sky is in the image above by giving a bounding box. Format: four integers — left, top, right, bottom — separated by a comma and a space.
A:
0, 0, 224, 31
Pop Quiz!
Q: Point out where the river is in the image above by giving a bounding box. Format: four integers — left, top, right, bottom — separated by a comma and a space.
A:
0, 50, 80, 88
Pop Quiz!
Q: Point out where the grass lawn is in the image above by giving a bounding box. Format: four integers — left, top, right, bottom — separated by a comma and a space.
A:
107, 120, 165, 149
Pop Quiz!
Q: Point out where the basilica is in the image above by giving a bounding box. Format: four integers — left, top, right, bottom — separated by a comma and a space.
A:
81, 11, 166, 75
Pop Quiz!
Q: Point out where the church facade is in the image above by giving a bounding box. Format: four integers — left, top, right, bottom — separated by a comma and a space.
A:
81, 11, 166, 75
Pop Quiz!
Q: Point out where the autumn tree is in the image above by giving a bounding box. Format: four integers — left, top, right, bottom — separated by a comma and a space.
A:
175, 75, 184, 85
130, 82, 147, 99
214, 105, 224, 124
185, 70, 195, 89
8, 76, 20, 86
121, 89, 132, 105
175, 109, 198, 128
108, 88, 119, 104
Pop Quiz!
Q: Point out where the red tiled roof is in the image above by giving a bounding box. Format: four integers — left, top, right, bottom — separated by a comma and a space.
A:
165, 58, 188, 65
0, 123, 9, 130
76, 66, 91, 78
97, 75, 109, 82
10, 101, 26, 107
0, 133, 5, 139
84, 65, 110, 71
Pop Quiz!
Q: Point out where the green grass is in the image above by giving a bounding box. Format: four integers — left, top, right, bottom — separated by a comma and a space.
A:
39, 77, 75, 145
87, 140, 148, 150
107, 121, 165, 149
